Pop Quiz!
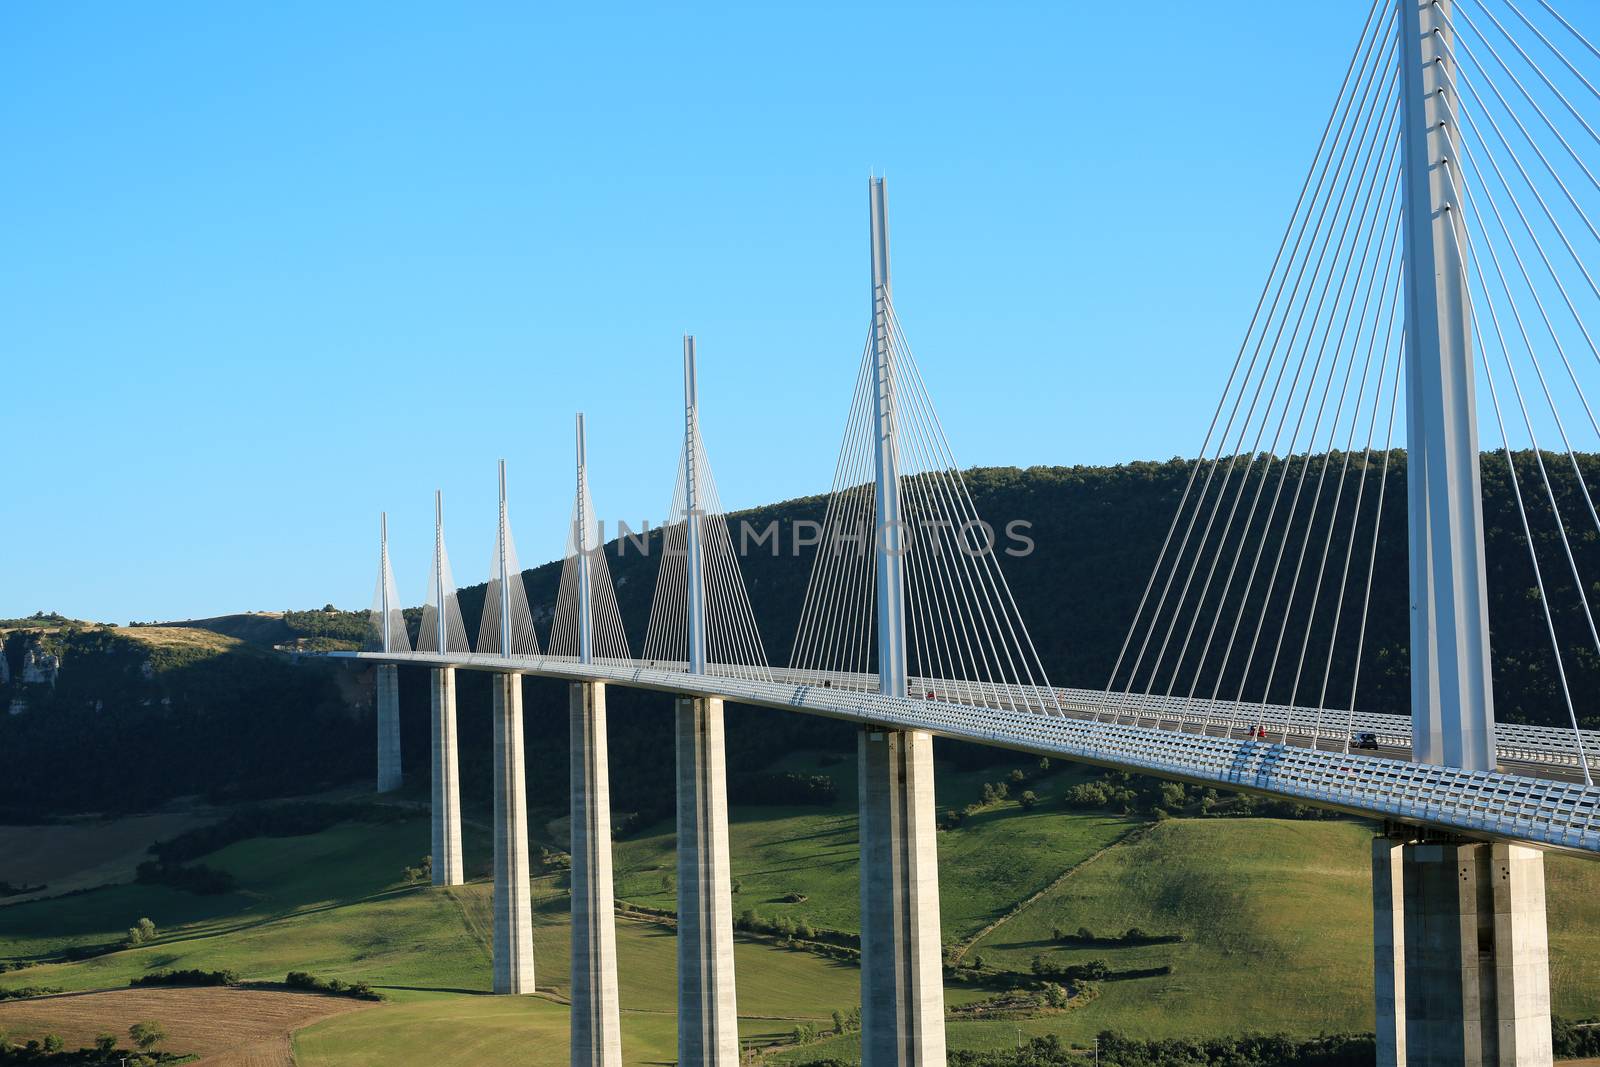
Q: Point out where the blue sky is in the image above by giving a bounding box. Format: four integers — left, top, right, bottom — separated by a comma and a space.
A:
2, 1, 1371, 623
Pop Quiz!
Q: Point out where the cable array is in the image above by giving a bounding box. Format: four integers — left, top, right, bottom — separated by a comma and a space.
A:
417, 494, 471, 655
1434, 0, 1600, 779
548, 464, 631, 662
364, 514, 411, 654
642, 412, 771, 680
1112, 0, 1600, 774
476, 465, 540, 657
790, 301, 1060, 715
1109, 0, 1408, 738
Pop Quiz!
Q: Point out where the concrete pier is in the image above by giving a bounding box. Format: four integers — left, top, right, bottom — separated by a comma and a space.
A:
430, 667, 464, 887
676, 696, 739, 1065
859, 726, 946, 1066
491, 673, 534, 994
1372, 835, 1552, 1067
375, 664, 401, 793
570, 681, 622, 1066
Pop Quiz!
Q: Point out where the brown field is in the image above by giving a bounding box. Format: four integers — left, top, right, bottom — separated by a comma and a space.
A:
0, 987, 373, 1066
0, 812, 221, 904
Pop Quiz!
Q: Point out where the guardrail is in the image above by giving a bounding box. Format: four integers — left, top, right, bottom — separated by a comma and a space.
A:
332, 651, 1600, 856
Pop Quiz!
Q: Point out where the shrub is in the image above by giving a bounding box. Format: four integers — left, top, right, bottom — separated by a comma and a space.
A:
0, 986, 63, 1001
42, 1034, 63, 1053
1065, 782, 1109, 809
124, 917, 158, 947
129, 1021, 166, 1050
130, 968, 238, 988
285, 971, 384, 1001
136, 860, 237, 895
729, 772, 837, 806
1019, 790, 1040, 810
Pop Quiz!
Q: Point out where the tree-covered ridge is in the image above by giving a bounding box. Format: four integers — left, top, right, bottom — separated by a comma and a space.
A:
434, 450, 1598, 731
3, 451, 1595, 821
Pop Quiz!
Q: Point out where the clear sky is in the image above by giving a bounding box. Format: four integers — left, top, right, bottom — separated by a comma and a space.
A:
2, 1, 1373, 624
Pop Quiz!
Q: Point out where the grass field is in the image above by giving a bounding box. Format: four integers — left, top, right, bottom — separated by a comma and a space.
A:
4, 765, 1600, 1065
0, 810, 221, 904
611, 753, 1132, 944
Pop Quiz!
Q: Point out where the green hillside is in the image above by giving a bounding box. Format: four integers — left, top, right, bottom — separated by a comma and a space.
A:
4, 754, 1600, 1064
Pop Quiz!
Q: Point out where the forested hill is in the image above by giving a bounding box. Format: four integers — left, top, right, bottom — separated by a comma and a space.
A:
440, 449, 1598, 731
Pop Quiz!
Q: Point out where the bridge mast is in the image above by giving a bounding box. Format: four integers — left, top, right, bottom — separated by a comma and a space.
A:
1380, 8, 1552, 1066
857, 176, 946, 1065
684, 336, 707, 675
497, 461, 512, 655
869, 176, 908, 697
576, 413, 594, 665
433, 491, 448, 656
379, 512, 393, 653
1397, 0, 1494, 771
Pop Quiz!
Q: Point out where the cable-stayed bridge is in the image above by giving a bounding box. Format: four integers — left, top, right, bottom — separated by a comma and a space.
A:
332, 2, 1600, 1063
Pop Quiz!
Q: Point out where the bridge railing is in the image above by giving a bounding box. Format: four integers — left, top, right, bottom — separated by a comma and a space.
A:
342, 650, 1600, 855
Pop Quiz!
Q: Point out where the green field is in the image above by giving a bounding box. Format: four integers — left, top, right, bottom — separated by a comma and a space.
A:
4, 764, 1600, 1065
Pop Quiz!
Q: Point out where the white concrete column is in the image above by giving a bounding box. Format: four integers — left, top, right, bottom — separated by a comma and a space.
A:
676, 696, 738, 1065
859, 726, 946, 1067
1492, 844, 1552, 1067
431, 667, 464, 887
1373, 838, 1408, 1067
570, 681, 622, 1067
375, 664, 402, 793
492, 673, 534, 994
1376, 835, 1552, 1067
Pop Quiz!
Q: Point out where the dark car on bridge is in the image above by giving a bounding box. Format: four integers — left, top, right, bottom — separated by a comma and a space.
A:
1353, 732, 1379, 751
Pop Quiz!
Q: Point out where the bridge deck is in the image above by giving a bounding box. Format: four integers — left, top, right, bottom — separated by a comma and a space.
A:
332, 651, 1600, 857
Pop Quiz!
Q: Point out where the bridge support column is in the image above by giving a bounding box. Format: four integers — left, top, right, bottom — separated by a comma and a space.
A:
571, 681, 622, 1066
1372, 834, 1551, 1067
431, 667, 464, 887
676, 696, 739, 1065
375, 665, 401, 793
859, 726, 946, 1066
492, 673, 534, 994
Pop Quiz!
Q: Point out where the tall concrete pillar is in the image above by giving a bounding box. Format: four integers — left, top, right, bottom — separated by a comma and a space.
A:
676, 696, 739, 1065
1371, 834, 1552, 1067
859, 726, 946, 1066
492, 673, 534, 994
431, 667, 464, 887
375, 664, 401, 793
1374, 839, 1408, 1067
570, 681, 622, 1066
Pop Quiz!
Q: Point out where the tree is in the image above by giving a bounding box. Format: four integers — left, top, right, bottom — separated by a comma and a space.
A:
1020, 790, 1040, 809
95, 1032, 118, 1058
127, 916, 158, 945
42, 1033, 64, 1053
1009, 769, 1026, 784
130, 1020, 166, 1051
1037, 756, 1051, 772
